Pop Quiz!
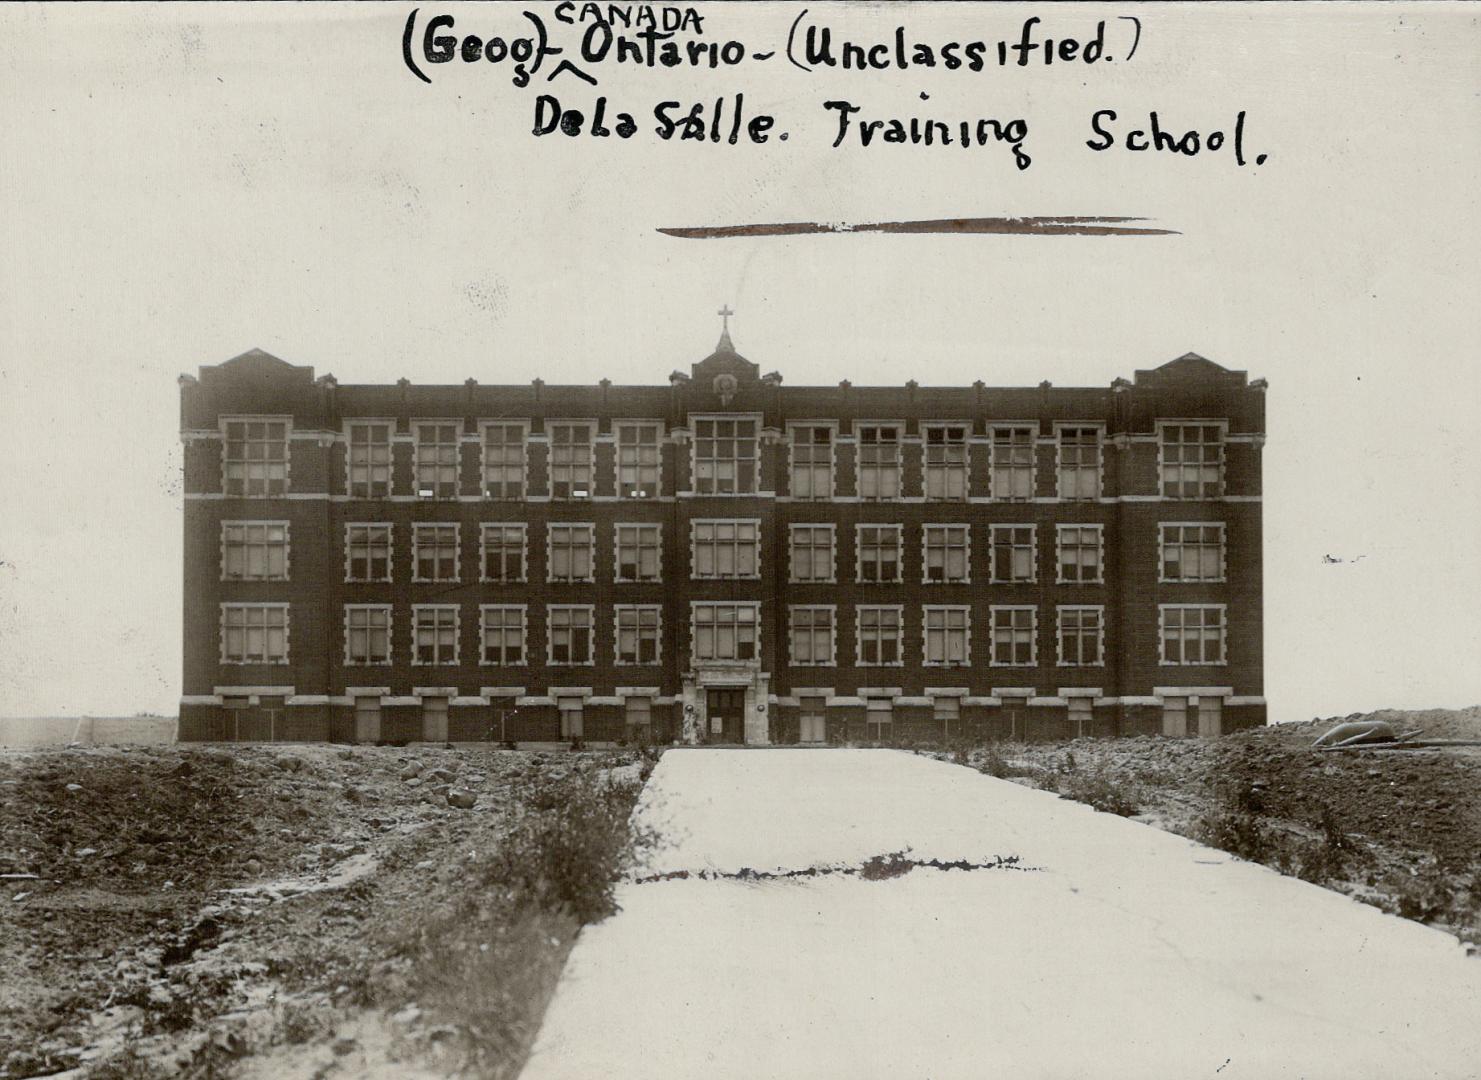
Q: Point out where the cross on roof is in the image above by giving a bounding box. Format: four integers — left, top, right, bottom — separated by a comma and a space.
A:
717, 304, 734, 332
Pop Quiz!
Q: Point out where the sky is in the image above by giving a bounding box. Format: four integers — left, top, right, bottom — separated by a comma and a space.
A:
1, 2, 1478, 721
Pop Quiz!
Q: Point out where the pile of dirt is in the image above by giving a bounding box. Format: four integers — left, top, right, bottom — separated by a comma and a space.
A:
1212, 737, 1481, 872
0, 745, 649, 1080
1250, 705, 1481, 745
1, 746, 368, 894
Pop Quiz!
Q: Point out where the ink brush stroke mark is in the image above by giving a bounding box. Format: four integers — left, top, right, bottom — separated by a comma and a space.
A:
658, 216, 1179, 239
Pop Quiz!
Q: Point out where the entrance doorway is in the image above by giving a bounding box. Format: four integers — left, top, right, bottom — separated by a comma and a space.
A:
706, 688, 746, 743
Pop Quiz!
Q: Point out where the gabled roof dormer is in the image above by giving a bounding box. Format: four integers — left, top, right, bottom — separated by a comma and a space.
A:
199, 347, 316, 389
1133, 352, 1251, 389
689, 307, 767, 405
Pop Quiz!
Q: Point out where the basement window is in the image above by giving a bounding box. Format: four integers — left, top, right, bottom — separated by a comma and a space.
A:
625, 696, 653, 729
558, 697, 585, 739
866, 698, 893, 742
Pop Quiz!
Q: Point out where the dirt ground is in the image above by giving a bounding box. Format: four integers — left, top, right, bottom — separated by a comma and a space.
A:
4, 710, 1477, 1077
938, 705, 1481, 951
0, 744, 649, 1080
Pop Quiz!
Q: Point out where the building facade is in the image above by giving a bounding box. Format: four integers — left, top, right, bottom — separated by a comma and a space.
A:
178, 327, 1266, 745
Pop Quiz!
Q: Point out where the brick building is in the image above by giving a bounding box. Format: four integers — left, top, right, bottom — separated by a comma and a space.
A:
178, 321, 1266, 745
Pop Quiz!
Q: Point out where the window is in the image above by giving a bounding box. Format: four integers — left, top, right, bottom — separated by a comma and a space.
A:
222, 522, 288, 581
857, 424, 902, 500
990, 425, 1036, 501
1056, 525, 1104, 584
412, 605, 459, 665
223, 695, 250, 735
346, 421, 393, 497
222, 418, 288, 496
857, 525, 902, 583
789, 525, 835, 583
990, 606, 1036, 666
548, 606, 594, 665
1160, 524, 1226, 582
345, 605, 392, 665
990, 525, 1037, 583
258, 696, 285, 740
866, 698, 893, 741
480, 605, 526, 666
617, 422, 662, 498
221, 603, 289, 664
1057, 426, 1102, 500
799, 697, 827, 743
693, 417, 759, 494
1160, 423, 1225, 498
412, 523, 460, 582
923, 606, 970, 666
1057, 606, 1104, 666
923, 525, 971, 583
924, 424, 970, 501
1160, 605, 1227, 665
789, 424, 834, 500
857, 606, 903, 665
615, 605, 662, 665
481, 422, 526, 499
480, 523, 527, 583
413, 422, 461, 499
1068, 697, 1093, 738
789, 606, 835, 666
691, 603, 759, 662
345, 524, 393, 582
692, 520, 760, 579
549, 422, 594, 498
422, 696, 449, 741
353, 696, 381, 743
550, 601, 595, 660
558, 697, 585, 739
547, 523, 595, 582
625, 696, 653, 729
934, 696, 961, 739
615, 524, 662, 582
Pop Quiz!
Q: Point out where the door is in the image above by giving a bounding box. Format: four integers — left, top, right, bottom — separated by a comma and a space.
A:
1162, 697, 1188, 737
706, 689, 745, 744
354, 698, 382, 744
799, 708, 826, 744
1197, 697, 1223, 737
422, 697, 449, 743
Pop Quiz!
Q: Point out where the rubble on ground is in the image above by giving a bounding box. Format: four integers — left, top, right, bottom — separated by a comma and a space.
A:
930, 705, 1481, 950
0, 744, 642, 1079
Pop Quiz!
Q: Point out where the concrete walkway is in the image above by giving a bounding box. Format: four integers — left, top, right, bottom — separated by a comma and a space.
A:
523, 749, 1481, 1080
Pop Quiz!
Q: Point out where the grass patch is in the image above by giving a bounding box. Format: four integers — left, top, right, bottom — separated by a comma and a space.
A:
977, 747, 1034, 779
1194, 779, 1272, 862
1054, 771, 1143, 817
390, 767, 655, 1077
